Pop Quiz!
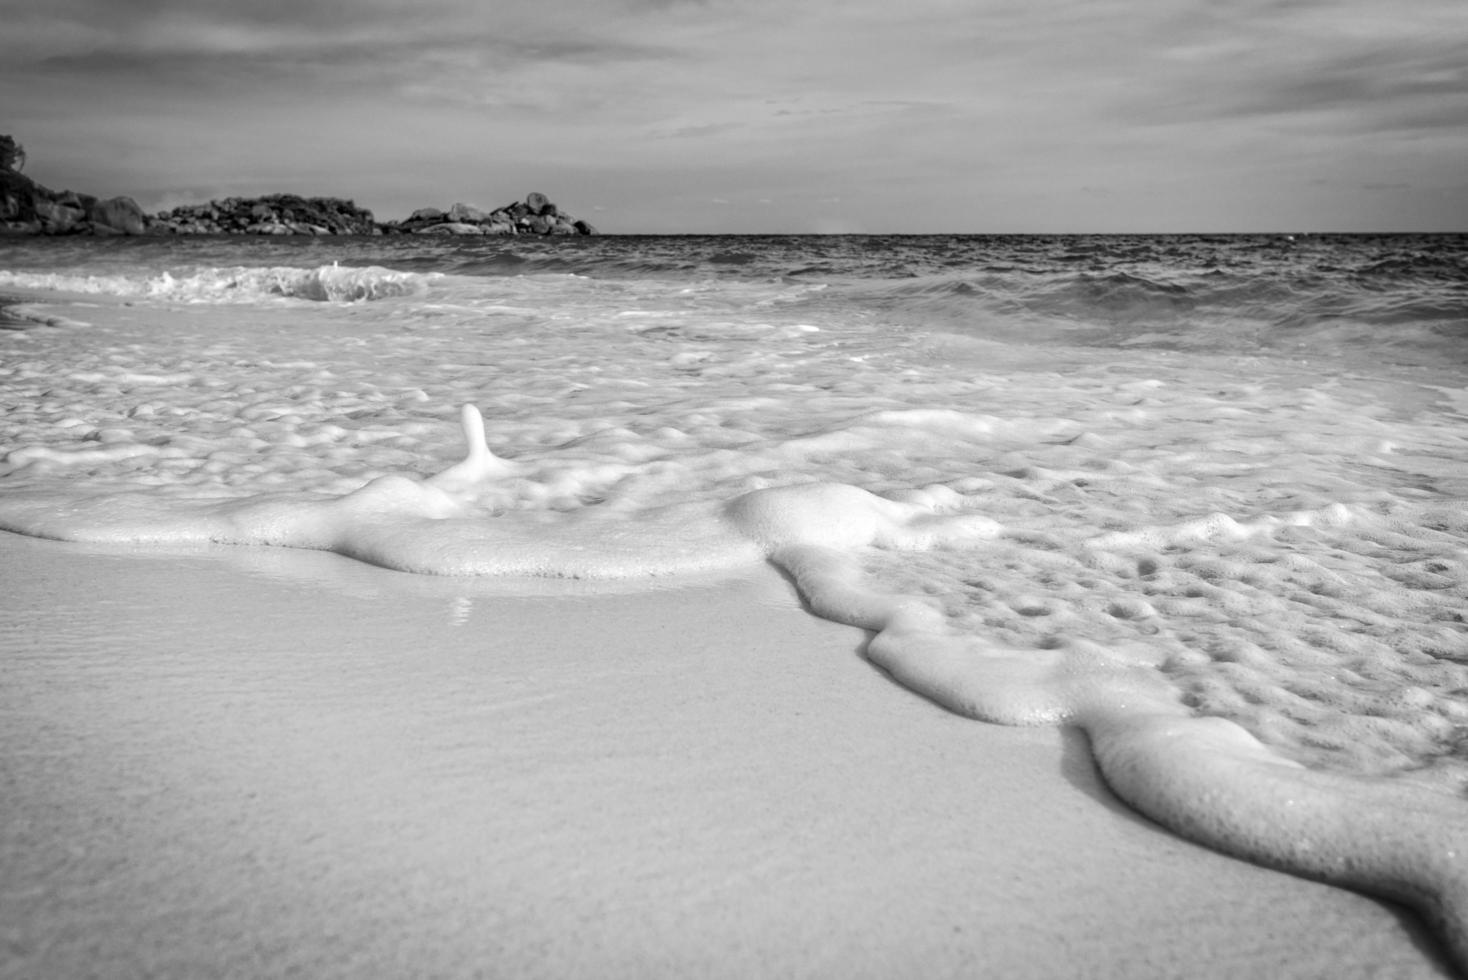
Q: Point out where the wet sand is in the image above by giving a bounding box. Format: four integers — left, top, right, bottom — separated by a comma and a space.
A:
0, 533, 1454, 979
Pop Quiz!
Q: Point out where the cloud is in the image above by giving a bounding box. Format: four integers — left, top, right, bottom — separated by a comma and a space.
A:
655, 123, 744, 140
2, 0, 1465, 230
1111, 2, 1468, 135
1222, 44, 1468, 135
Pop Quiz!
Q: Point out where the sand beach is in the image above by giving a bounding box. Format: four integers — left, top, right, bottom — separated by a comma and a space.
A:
1, 531, 1457, 979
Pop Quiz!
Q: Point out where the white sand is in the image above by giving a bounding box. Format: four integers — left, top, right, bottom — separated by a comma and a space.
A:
1, 534, 1455, 979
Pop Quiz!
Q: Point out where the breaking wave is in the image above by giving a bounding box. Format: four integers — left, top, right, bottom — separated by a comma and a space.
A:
0, 263, 434, 304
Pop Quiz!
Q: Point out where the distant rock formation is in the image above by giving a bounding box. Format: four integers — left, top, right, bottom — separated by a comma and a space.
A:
381, 193, 597, 236
1, 133, 155, 236
1, 182, 599, 238
151, 195, 380, 236
1, 168, 150, 237
0, 136, 600, 237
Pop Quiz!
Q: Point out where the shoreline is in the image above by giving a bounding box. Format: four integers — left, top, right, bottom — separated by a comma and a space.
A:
0, 532, 1455, 978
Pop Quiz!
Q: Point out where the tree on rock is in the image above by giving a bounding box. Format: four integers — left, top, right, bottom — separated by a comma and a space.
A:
0, 135, 25, 173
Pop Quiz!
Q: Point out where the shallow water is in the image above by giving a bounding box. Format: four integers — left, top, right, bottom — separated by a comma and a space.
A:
2, 233, 1467, 970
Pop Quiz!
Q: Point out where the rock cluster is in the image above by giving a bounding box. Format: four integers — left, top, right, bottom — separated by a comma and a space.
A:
384, 193, 597, 236
152, 194, 379, 236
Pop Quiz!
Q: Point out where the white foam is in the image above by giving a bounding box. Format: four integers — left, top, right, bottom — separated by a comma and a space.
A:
0, 263, 433, 304
761, 508, 1468, 969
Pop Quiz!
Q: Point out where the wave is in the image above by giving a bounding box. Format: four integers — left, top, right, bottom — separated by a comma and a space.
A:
0, 263, 435, 304
799, 256, 1467, 364
2, 233, 1462, 365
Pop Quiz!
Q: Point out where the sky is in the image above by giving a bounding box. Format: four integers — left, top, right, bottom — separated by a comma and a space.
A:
2, 0, 1466, 233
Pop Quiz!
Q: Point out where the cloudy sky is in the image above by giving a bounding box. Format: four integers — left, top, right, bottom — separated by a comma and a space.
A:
3, 0, 1465, 232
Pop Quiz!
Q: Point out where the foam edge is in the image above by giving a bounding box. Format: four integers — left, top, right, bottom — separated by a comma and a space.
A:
1086, 708, 1468, 972
767, 527, 1468, 975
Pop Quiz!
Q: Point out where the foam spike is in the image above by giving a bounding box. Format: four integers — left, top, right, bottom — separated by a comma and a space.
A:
460, 403, 490, 467
427, 404, 514, 488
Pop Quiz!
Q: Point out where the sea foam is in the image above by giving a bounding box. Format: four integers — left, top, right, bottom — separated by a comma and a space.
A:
0, 263, 432, 304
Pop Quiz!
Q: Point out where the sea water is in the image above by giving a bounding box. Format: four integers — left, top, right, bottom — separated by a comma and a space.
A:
3, 233, 1467, 966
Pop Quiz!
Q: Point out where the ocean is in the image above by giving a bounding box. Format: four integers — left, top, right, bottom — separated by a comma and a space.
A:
3, 232, 1467, 969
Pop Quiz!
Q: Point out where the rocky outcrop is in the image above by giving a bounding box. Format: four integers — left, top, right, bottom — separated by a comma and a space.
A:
1, 169, 150, 237
381, 193, 597, 236
150, 194, 380, 236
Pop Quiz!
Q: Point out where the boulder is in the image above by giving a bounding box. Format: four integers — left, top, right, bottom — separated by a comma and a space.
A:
447, 202, 491, 223
408, 207, 445, 224
417, 222, 483, 235
34, 198, 84, 234
491, 195, 596, 235
87, 196, 148, 235
0, 169, 41, 221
